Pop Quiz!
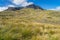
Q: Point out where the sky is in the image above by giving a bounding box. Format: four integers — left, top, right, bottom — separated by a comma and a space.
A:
0, 0, 60, 11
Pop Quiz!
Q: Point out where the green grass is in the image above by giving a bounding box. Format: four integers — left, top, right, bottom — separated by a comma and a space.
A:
0, 8, 60, 40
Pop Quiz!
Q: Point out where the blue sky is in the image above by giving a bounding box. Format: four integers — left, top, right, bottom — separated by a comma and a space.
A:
0, 0, 60, 11
28, 0, 60, 9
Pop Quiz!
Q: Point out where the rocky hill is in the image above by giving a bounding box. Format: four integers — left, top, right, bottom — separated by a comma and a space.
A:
6, 4, 44, 11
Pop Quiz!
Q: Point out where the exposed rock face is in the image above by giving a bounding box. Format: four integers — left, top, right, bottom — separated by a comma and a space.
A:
6, 4, 44, 11
7, 7, 23, 11
25, 4, 44, 10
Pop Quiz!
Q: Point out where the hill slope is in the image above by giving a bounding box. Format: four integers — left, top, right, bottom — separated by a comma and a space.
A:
0, 8, 60, 40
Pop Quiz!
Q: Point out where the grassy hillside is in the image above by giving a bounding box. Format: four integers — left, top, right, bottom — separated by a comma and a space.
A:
0, 8, 60, 40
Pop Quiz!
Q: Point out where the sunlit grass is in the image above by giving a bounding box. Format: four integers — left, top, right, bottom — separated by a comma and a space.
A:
0, 8, 60, 40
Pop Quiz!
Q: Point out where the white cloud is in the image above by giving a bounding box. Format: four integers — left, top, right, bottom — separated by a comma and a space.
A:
0, 7, 8, 12
0, 5, 15, 12
0, 0, 33, 12
8, 5, 15, 7
21, 2, 33, 7
13, 0, 26, 5
12, 0, 33, 7
48, 6, 60, 11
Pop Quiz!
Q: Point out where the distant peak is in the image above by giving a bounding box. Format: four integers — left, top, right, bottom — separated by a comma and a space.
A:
26, 4, 44, 10
6, 4, 44, 11
6, 7, 23, 11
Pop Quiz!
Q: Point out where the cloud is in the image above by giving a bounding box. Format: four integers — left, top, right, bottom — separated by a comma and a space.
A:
48, 6, 60, 11
8, 5, 15, 7
0, 0, 33, 12
0, 5, 15, 12
13, 0, 26, 5
21, 2, 33, 7
12, 0, 33, 7
0, 7, 8, 12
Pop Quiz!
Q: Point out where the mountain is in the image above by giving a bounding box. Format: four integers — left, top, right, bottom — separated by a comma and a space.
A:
6, 7, 23, 11
6, 4, 44, 11
25, 4, 44, 10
